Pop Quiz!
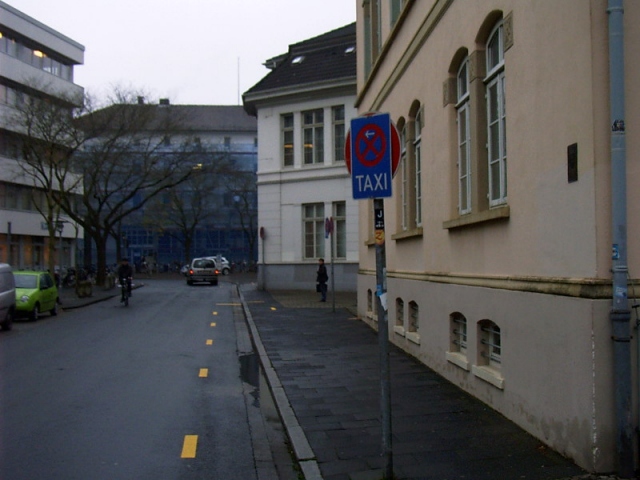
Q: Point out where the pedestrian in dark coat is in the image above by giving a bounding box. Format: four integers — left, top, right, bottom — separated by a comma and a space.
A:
316, 258, 328, 302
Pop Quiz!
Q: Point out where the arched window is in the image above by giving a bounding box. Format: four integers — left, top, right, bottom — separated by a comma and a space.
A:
485, 20, 507, 206
456, 58, 471, 214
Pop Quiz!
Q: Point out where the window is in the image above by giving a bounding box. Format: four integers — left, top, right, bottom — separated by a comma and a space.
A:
478, 320, 501, 368
407, 301, 420, 344
413, 109, 423, 226
392, 108, 422, 238
447, 312, 469, 370
457, 59, 471, 214
390, 0, 407, 26
282, 114, 294, 167
363, 0, 381, 78
303, 109, 324, 165
399, 121, 409, 230
332, 106, 345, 162
408, 301, 419, 333
450, 313, 467, 354
395, 298, 405, 333
333, 201, 346, 259
303, 203, 324, 259
486, 22, 507, 206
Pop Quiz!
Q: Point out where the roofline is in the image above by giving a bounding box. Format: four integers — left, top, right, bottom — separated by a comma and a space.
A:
243, 76, 356, 116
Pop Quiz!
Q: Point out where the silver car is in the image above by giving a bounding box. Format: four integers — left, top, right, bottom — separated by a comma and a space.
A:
0, 263, 16, 331
186, 258, 219, 286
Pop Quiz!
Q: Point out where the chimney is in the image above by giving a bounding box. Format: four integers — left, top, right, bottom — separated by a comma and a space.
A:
159, 98, 170, 106
137, 96, 145, 104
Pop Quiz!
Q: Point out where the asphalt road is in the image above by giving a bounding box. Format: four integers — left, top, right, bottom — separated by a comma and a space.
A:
0, 279, 282, 480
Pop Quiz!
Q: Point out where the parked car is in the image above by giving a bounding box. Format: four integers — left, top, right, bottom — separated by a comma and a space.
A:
186, 258, 219, 286
14, 271, 59, 321
0, 263, 16, 331
205, 256, 231, 275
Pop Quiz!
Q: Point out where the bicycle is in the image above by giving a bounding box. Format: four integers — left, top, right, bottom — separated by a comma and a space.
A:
120, 277, 132, 306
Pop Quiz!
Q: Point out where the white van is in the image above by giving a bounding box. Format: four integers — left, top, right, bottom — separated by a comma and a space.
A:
0, 263, 16, 331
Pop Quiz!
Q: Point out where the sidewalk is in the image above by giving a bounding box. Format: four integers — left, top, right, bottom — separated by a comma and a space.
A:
239, 284, 622, 480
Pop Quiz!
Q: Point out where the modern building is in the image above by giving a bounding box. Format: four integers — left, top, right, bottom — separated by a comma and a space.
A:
243, 23, 358, 292
116, 102, 258, 270
355, 0, 639, 474
0, 1, 84, 270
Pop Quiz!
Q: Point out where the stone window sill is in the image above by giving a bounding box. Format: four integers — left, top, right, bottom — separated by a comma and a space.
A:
446, 351, 470, 371
443, 205, 510, 230
472, 365, 504, 390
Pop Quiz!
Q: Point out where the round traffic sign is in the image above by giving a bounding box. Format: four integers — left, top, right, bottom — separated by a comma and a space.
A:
354, 123, 387, 168
345, 115, 400, 177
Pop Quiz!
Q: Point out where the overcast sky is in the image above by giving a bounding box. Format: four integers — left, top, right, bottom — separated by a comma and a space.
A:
8, 0, 356, 105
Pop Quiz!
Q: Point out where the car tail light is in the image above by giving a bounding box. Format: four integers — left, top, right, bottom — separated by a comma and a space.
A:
189, 269, 194, 275
215, 269, 219, 275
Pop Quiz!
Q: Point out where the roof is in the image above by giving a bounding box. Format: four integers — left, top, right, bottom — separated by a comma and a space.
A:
243, 23, 356, 115
79, 104, 256, 133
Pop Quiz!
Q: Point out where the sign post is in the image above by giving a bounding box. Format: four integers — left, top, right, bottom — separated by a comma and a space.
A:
346, 112, 399, 480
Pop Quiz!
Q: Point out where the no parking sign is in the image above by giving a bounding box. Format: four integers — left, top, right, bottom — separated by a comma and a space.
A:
345, 112, 400, 200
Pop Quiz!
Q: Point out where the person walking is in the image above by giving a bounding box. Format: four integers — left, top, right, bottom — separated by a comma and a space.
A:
316, 258, 328, 302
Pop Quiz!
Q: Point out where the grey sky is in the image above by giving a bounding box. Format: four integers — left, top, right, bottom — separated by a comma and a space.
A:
7, 0, 356, 105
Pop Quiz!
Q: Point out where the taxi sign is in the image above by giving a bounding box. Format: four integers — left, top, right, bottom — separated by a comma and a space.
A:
345, 112, 400, 200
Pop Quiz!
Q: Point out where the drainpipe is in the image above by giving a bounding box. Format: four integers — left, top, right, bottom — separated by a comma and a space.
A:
607, 0, 633, 477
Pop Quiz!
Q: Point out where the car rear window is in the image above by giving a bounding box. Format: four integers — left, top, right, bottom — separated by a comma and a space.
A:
193, 260, 214, 268
14, 274, 37, 289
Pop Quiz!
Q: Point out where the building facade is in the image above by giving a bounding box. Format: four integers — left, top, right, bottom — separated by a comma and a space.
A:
113, 102, 258, 270
0, 1, 84, 270
355, 0, 639, 473
243, 23, 359, 292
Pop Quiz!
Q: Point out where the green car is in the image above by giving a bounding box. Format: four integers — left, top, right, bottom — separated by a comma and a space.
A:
14, 271, 59, 321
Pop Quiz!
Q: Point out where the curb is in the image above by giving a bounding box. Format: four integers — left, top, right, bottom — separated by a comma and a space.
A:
238, 286, 323, 480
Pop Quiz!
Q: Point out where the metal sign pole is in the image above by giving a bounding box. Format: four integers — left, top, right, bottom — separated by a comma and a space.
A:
374, 198, 392, 479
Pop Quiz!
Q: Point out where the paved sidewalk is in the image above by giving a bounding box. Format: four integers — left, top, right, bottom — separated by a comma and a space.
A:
239, 284, 622, 480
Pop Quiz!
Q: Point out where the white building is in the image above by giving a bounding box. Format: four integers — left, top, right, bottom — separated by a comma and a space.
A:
0, 1, 84, 269
243, 24, 358, 292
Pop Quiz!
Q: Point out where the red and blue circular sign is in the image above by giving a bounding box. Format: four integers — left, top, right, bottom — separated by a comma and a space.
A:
345, 113, 400, 177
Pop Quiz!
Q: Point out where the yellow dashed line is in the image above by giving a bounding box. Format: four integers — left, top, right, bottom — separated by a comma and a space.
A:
210, 322, 217, 327
216, 302, 241, 306
199, 368, 209, 378
181, 435, 198, 458
270, 307, 277, 311
212, 311, 218, 316
206, 339, 213, 345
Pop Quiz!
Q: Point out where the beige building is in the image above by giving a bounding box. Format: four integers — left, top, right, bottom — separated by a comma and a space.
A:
355, 0, 639, 473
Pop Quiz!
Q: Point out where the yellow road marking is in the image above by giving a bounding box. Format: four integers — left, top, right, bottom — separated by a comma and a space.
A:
212, 311, 218, 315
206, 339, 213, 345
270, 307, 277, 311
199, 368, 209, 377
181, 435, 198, 458
210, 322, 217, 327
216, 302, 241, 306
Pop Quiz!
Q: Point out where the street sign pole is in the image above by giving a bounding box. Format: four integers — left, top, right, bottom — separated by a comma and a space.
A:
374, 198, 392, 479
346, 112, 399, 480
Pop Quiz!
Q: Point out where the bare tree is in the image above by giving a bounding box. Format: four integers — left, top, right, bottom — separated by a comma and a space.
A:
142, 156, 229, 265
56, 89, 196, 285
226, 169, 258, 262
9, 81, 90, 274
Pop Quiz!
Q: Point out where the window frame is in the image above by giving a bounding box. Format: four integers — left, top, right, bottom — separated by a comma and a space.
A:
485, 21, 507, 207
302, 109, 324, 165
303, 203, 325, 259
282, 113, 294, 167
332, 201, 346, 259
332, 105, 345, 163
456, 59, 472, 215
413, 109, 423, 227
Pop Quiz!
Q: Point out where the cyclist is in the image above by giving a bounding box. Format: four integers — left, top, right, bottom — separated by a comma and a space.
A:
117, 257, 133, 301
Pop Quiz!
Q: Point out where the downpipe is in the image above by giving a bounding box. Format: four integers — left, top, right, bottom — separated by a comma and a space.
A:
607, 0, 634, 477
